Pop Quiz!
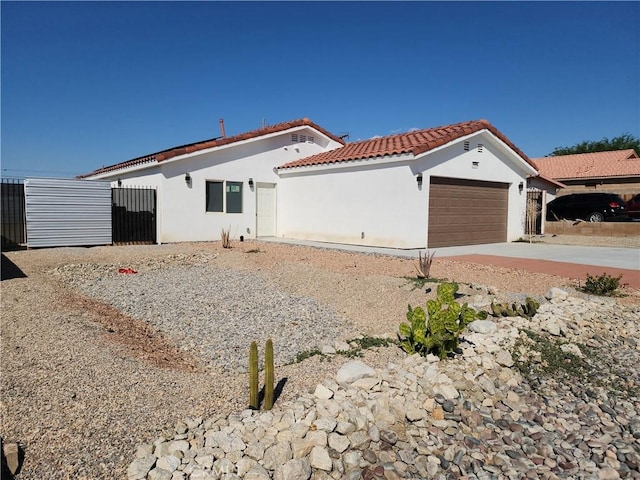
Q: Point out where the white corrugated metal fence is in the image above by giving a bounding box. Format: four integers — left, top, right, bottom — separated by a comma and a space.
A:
24, 178, 112, 248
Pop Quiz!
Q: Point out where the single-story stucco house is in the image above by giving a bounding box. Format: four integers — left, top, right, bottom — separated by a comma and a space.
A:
532, 149, 640, 201
80, 118, 539, 248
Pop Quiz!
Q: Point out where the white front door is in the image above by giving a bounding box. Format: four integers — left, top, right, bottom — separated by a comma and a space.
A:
256, 183, 276, 237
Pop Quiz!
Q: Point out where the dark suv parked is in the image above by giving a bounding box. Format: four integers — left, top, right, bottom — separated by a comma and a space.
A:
546, 193, 628, 222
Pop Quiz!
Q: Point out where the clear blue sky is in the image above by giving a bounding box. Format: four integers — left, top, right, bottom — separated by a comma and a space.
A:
2, 1, 639, 178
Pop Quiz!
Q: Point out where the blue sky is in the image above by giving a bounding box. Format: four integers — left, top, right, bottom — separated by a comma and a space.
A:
1, 1, 638, 178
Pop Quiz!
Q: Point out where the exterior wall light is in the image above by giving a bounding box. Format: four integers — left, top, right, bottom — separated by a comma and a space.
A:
518, 181, 524, 193
416, 173, 423, 188
248, 178, 254, 188
185, 173, 191, 186
117, 178, 122, 187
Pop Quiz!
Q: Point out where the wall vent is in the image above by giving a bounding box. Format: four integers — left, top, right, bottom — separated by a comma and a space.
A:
477, 144, 484, 153
307, 136, 314, 144
472, 161, 479, 169
291, 133, 298, 142
463, 141, 470, 151
299, 134, 306, 143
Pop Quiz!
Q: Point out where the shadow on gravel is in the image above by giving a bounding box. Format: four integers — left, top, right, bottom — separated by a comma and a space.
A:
258, 378, 288, 409
1, 254, 27, 281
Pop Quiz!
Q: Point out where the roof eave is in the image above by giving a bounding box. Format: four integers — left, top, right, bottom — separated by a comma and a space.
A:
79, 118, 345, 179
277, 152, 414, 174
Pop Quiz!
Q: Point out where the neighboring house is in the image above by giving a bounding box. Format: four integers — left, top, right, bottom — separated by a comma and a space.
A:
531, 149, 640, 201
81, 118, 538, 248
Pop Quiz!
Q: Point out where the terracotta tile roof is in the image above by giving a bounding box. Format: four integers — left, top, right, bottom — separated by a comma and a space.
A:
277, 119, 535, 170
79, 118, 345, 178
531, 149, 640, 180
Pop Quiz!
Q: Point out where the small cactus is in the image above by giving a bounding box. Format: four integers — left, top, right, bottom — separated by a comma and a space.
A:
264, 339, 274, 411
525, 297, 539, 317
249, 342, 259, 410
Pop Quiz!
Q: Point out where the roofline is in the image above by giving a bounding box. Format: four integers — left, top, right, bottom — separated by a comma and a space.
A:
276, 119, 537, 173
531, 148, 638, 162
527, 173, 566, 188
555, 174, 640, 181
277, 152, 413, 176
79, 118, 345, 179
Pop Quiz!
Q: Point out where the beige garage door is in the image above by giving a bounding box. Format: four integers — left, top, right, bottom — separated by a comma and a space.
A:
428, 176, 508, 248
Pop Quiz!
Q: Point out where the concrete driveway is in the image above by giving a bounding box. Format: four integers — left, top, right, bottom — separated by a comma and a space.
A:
258, 238, 640, 289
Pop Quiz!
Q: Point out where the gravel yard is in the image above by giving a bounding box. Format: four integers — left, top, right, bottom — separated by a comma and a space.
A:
1, 238, 639, 479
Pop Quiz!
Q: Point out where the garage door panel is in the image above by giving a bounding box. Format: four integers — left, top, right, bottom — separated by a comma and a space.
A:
428, 177, 508, 248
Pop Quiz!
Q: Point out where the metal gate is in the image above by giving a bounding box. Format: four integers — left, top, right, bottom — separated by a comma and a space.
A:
111, 187, 156, 244
526, 190, 543, 235
25, 178, 112, 248
1, 179, 26, 249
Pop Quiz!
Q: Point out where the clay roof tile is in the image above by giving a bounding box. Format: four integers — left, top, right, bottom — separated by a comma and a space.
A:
278, 119, 533, 170
531, 149, 639, 180
79, 118, 344, 178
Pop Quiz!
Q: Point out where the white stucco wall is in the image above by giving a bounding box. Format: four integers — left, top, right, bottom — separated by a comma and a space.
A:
89, 127, 342, 243
278, 157, 428, 248
527, 177, 561, 202
278, 131, 536, 248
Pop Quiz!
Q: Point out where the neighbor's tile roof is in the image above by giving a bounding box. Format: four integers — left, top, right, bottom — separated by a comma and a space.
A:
277, 119, 534, 170
531, 149, 640, 180
79, 118, 344, 178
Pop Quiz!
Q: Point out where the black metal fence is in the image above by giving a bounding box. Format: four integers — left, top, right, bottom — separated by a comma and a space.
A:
0, 181, 157, 247
112, 186, 156, 244
1, 179, 26, 249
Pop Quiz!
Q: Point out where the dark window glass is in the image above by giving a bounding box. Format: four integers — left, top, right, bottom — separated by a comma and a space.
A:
226, 181, 243, 213
206, 181, 223, 212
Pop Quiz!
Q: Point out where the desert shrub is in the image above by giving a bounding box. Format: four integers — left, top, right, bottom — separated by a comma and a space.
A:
398, 282, 484, 359
415, 250, 436, 279
582, 273, 622, 296
221, 228, 231, 248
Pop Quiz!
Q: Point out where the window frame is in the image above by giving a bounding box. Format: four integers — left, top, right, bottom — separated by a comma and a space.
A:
205, 179, 243, 214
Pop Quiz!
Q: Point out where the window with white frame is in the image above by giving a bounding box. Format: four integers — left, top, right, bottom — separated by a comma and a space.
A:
206, 180, 243, 213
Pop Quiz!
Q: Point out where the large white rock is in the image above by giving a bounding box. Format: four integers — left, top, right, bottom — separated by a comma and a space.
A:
495, 350, 514, 367
314, 384, 334, 400
468, 320, 498, 334
156, 455, 180, 473
148, 467, 172, 480
245, 465, 272, 480
274, 458, 312, 480
328, 432, 350, 453
336, 360, 376, 384
262, 442, 293, 470
127, 455, 156, 480
309, 446, 332, 471
546, 287, 569, 301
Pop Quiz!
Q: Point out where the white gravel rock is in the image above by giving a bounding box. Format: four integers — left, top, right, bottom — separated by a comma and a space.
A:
335, 360, 376, 384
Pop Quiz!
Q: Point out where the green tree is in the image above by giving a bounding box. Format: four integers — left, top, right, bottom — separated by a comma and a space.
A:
549, 133, 639, 157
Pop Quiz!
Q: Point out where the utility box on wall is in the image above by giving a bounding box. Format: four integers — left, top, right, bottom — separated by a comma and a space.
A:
25, 178, 112, 248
